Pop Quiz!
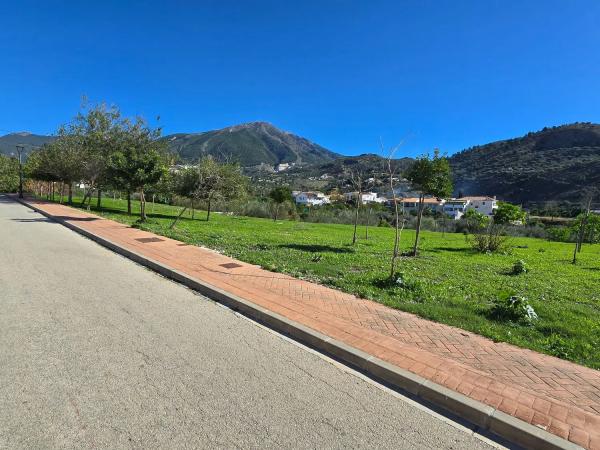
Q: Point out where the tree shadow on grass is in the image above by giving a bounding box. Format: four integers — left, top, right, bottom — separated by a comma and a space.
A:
277, 243, 354, 254
427, 246, 474, 254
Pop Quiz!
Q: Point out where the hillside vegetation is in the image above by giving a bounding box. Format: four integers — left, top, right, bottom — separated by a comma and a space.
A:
450, 123, 600, 205
164, 122, 339, 166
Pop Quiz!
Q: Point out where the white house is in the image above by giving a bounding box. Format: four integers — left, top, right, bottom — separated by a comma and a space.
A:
344, 192, 384, 204
293, 191, 330, 206
275, 162, 294, 172
443, 199, 470, 220
397, 197, 446, 213
462, 196, 498, 217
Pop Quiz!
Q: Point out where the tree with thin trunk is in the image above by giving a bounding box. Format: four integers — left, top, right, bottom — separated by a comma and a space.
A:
194, 156, 247, 221
107, 117, 167, 222
381, 139, 405, 278
345, 168, 373, 245
269, 186, 293, 221
169, 167, 199, 229
573, 195, 593, 264
405, 149, 453, 256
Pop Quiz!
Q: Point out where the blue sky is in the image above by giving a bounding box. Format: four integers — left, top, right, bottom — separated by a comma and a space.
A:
1, 0, 599, 157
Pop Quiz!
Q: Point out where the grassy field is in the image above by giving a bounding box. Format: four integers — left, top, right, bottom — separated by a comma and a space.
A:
55, 196, 600, 368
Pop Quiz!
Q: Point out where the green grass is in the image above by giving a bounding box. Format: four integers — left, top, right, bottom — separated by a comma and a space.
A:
58, 196, 600, 368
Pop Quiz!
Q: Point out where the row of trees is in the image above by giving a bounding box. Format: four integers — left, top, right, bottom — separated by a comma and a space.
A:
25, 103, 248, 223
26, 103, 167, 220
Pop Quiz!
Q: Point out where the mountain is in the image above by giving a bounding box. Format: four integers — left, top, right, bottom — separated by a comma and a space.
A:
449, 123, 600, 206
164, 122, 340, 166
0, 132, 54, 156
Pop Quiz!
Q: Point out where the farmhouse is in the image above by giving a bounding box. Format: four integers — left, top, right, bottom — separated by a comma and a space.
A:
442, 199, 469, 219
343, 191, 384, 204
461, 196, 498, 217
293, 191, 330, 206
275, 162, 293, 172
396, 197, 445, 213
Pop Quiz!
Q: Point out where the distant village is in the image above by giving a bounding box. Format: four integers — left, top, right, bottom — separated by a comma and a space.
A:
291, 190, 498, 220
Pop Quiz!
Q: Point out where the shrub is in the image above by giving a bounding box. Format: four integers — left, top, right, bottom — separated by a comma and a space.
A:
489, 294, 538, 324
511, 259, 528, 275
471, 225, 510, 253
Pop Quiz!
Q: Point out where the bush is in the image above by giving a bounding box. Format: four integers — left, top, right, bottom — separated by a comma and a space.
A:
511, 259, 528, 275
471, 225, 510, 253
488, 294, 538, 324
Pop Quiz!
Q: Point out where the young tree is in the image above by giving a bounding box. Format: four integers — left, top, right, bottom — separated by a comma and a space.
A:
405, 149, 453, 256
381, 140, 405, 278
169, 167, 200, 228
572, 196, 593, 264
45, 131, 84, 204
344, 168, 373, 245
65, 103, 122, 210
494, 201, 526, 225
268, 186, 293, 221
194, 156, 247, 221
0, 155, 19, 193
107, 118, 167, 221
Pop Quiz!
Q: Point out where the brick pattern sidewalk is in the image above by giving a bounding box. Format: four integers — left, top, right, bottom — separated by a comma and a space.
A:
23, 199, 600, 449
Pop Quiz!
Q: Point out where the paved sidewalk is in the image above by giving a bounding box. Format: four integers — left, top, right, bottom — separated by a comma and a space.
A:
19, 198, 600, 449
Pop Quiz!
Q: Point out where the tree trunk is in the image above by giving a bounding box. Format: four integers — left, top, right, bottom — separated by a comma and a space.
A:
169, 204, 188, 229
152, 194, 156, 214
365, 207, 371, 240
412, 195, 425, 256
97, 189, 102, 209
352, 196, 360, 245
140, 188, 146, 221
126, 191, 132, 215
59, 182, 65, 204
206, 198, 212, 221
191, 200, 195, 220
68, 183, 73, 204
573, 197, 592, 263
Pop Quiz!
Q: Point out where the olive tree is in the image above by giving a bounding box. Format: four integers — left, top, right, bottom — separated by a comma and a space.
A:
107, 117, 167, 221
405, 149, 453, 256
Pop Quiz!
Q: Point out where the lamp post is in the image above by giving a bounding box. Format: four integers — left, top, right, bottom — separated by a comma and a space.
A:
15, 144, 25, 199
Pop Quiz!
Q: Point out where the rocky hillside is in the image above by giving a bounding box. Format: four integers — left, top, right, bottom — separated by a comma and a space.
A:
164, 122, 339, 166
449, 123, 600, 205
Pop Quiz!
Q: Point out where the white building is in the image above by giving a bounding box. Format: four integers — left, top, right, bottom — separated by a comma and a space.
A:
344, 192, 384, 204
462, 196, 498, 217
275, 163, 291, 172
397, 197, 446, 213
294, 191, 330, 206
443, 199, 470, 220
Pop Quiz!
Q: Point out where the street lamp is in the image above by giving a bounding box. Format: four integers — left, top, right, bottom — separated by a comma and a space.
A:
15, 144, 25, 199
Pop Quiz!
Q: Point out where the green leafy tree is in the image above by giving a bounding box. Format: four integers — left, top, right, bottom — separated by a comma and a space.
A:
464, 208, 490, 232
194, 156, 248, 221
107, 118, 167, 221
169, 167, 201, 228
405, 149, 453, 256
0, 155, 19, 193
70, 103, 122, 209
268, 186, 293, 221
494, 202, 526, 225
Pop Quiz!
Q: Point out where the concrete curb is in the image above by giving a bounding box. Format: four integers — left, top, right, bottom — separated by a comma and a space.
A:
16, 196, 582, 450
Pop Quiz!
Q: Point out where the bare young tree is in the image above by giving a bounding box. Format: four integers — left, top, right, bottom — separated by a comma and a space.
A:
573, 195, 593, 264
345, 167, 374, 245
381, 139, 405, 279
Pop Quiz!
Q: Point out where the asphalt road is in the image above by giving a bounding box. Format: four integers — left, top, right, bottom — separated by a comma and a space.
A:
0, 196, 497, 449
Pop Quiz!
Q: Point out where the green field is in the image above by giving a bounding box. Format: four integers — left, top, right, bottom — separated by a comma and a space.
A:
56, 196, 600, 368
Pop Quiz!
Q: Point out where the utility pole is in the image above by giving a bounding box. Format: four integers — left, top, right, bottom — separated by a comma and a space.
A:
15, 144, 25, 199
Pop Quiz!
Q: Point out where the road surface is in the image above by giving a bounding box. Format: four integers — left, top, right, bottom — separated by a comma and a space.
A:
0, 196, 497, 449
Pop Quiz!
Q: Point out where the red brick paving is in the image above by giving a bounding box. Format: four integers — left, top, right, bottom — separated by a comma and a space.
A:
22, 198, 600, 449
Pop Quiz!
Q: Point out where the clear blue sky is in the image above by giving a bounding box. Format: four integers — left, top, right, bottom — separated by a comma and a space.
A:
1, 0, 599, 157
